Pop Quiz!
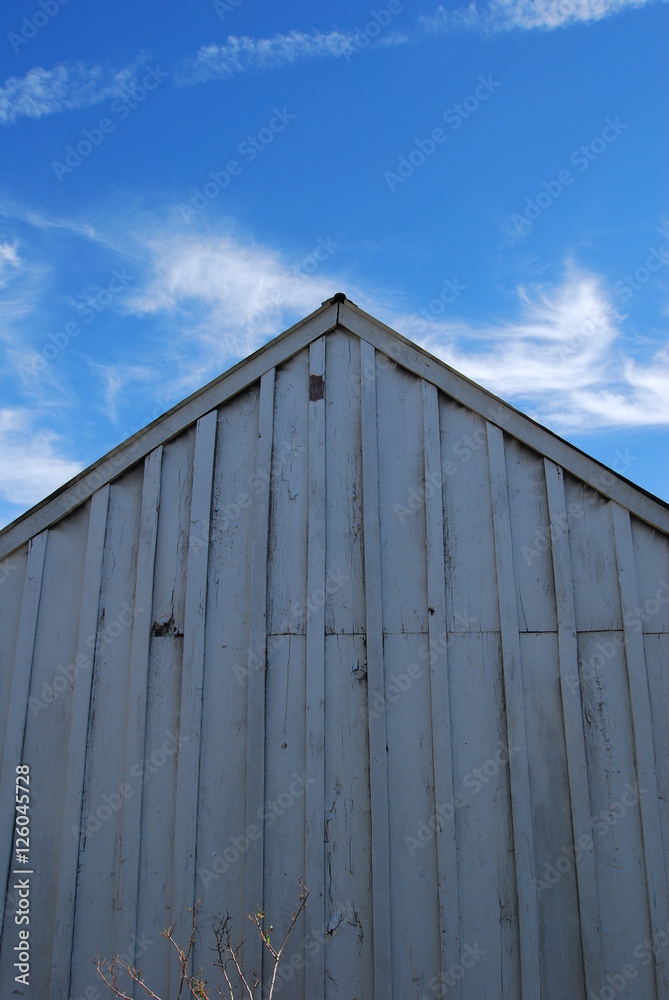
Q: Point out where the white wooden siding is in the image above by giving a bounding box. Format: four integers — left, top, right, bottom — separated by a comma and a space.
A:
0, 310, 668, 1000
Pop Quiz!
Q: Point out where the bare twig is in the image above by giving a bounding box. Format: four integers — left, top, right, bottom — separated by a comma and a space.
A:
96, 878, 309, 1000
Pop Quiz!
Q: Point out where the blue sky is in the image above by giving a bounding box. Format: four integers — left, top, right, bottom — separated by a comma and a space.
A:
0, 0, 667, 528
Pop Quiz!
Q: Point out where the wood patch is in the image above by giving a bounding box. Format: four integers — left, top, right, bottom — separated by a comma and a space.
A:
309, 374, 324, 401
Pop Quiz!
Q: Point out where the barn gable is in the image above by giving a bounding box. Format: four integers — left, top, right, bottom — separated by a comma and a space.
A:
1, 295, 668, 999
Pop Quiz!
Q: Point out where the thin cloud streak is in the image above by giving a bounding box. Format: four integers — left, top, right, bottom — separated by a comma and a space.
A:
0, 408, 82, 511
393, 268, 669, 431
0, 1, 661, 124
177, 30, 356, 85
0, 55, 152, 126
420, 0, 659, 34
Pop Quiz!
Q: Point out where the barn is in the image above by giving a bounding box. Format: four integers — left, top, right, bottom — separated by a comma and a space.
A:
0, 293, 668, 999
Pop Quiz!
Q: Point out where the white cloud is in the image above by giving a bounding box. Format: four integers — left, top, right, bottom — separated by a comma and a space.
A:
420, 0, 658, 33
0, 56, 152, 126
178, 29, 361, 84
121, 231, 344, 396
0, 408, 82, 507
391, 266, 669, 431
0, 241, 20, 289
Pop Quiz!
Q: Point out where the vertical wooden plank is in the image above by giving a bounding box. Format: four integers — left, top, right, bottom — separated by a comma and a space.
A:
170, 411, 217, 988
422, 381, 461, 995
323, 634, 374, 999
486, 423, 541, 999
50, 488, 110, 997
0, 547, 28, 754
244, 369, 275, 989
305, 338, 326, 1000
448, 632, 519, 998
69, 468, 144, 998
611, 502, 669, 998
116, 450, 162, 959
359, 340, 392, 999
0, 530, 47, 943
544, 460, 603, 992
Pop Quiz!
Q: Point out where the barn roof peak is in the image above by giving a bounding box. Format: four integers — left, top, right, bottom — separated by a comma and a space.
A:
1, 296, 667, 557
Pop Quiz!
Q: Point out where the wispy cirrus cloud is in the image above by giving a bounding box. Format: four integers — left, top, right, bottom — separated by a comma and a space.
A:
177, 29, 358, 85
123, 230, 344, 397
0, 408, 82, 513
0, 1, 661, 125
420, 0, 660, 35
392, 265, 669, 431
0, 55, 152, 126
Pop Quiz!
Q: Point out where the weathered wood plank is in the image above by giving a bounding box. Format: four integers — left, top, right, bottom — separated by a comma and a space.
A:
323, 634, 373, 999
170, 409, 217, 991
12, 509, 92, 996
115, 449, 162, 965
263, 635, 307, 996
244, 369, 275, 988
385, 633, 441, 995
519, 631, 586, 1000
0, 546, 28, 753
629, 517, 669, 634
504, 438, 556, 632
486, 422, 541, 999
135, 429, 195, 997
544, 459, 603, 995
0, 530, 47, 945
439, 397, 499, 633
50, 487, 110, 998
359, 340, 392, 999
447, 631, 519, 999
376, 355, 427, 634
195, 385, 259, 980
69, 466, 144, 1000
324, 329, 365, 636
267, 351, 309, 636
563, 474, 622, 632
612, 503, 669, 998
422, 380, 461, 995
578, 630, 656, 998
644, 632, 669, 934
305, 337, 326, 1000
